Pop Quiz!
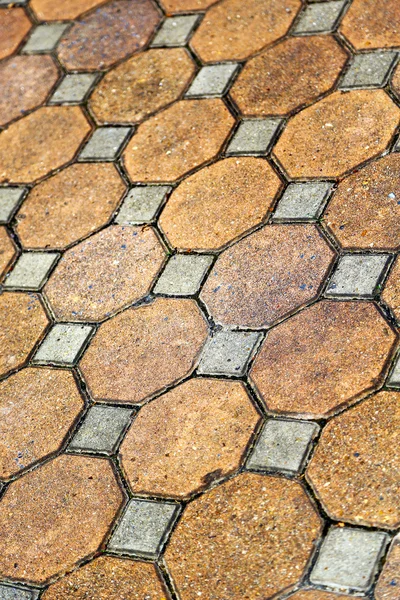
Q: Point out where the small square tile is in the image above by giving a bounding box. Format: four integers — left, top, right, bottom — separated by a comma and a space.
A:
0, 188, 26, 224
225, 118, 283, 156
273, 182, 333, 221
387, 353, 400, 388
246, 419, 319, 474
108, 498, 181, 558
0, 0, 27, 3
79, 127, 132, 161
115, 186, 172, 224
339, 52, 398, 89
292, 0, 346, 34
22, 24, 69, 53
325, 254, 390, 298
153, 254, 213, 296
310, 527, 388, 591
197, 329, 263, 376
33, 323, 94, 366
151, 15, 200, 47
68, 405, 134, 454
49, 73, 98, 105
0, 584, 39, 600
3, 252, 59, 290
185, 63, 239, 98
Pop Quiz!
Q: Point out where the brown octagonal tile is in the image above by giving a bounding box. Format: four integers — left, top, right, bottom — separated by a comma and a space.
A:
307, 390, 400, 529
382, 256, 400, 323
392, 62, 400, 99
190, 0, 301, 63
250, 300, 396, 418
80, 297, 208, 404
89, 48, 195, 125
340, 0, 400, 50
16, 163, 126, 250
123, 99, 234, 183
273, 90, 400, 179
0, 226, 16, 278
0, 107, 90, 185
160, 0, 217, 12
165, 472, 322, 599
0, 454, 124, 584
0, 8, 31, 61
375, 535, 400, 600
0, 367, 83, 480
31, 0, 107, 21
201, 224, 335, 329
287, 592, 353, 600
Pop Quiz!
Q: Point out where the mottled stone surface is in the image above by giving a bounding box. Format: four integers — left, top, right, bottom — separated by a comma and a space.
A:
382, 256, 400, 322
160, 0, 217, 12
0, 226, 16, 277
393, 62, 400, 99
287, 591, 354, 600
0, 8, 31, 61
31, 0, 106, 21
375, 536, 400, 600
340, 0, 400, 50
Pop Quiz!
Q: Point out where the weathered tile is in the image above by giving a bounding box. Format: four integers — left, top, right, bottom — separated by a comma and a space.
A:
160, 0, 217, 11
79, 127, 131, 161
49, 73, 98, 105
375, 535, 400, 600
120, 378, 260, 498
115, 186, 171, 224
22, 24, 69, 53
392, 62, 400, 99
68, 405, 133, 454
325, 253, 390, 298
197, 329, 262, 376
382, 256, 400, 321
340, 52, 398, 90
287, 592, 354, 600
0, 8, 31, 61
4, 252, 59, 290
153, 254, 213, 296
0, 584, 39, 600
250, 300, 396, 418
151, 15, 200, 46
33, 323, 94, 366
31, 0, 106, 21
340, 0, 400, 50
273, 182, 333, 221
0, 188, 26, 223
185, 63, 239, 97
387, 352, 400, 388
0, 227, 16, 278
225, 118, 283, 155
292, 0, 346, 34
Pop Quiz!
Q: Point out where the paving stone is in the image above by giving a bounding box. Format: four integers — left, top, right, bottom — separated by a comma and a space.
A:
273, 182, 333, 221
153, 254, 213, 295
0, 227, 16, 278
0, 107, 90, 184
292, 0, 346, 34
307, 390, 400, 529
387, 352, 400, 388
339, 52, 398, 90
22, 24, 69, 53
375, 535, 400, 600
201, 224, 334, 328
165, 473, 322, 599
33, 323, 94, 366
30, 0, 106, 21
123, 99, 234, 183
0, 367, 83, 480
185, 63, 239, 98
0, 454, 124, 583
160, 0, 217, 11
190, 0, 302, 63
108, 498, 180, 558
0, 584, 39, 600
16, 163, 126, 250
250, 300, 396, 418
247, 419, 319, 474
89, 48, 195, 125
120, 378, 260, 498
0, 7, 31, 61
325, 253, 390, 298
79, 127, 131, 161
159, 157, 281, 250
68, 405, 133, 455
392, 62, 400, 99
0, 188, 26, 223
310, 527, 388, 591
231, 36, 348, 117
287, 592, 354, 600
151, 15, 200, 46
115, 186, 171, 224
340, 0, 400, 50
4, 252, 59, 290
57, 0, 161, 71
197, 329, 263, 376
382, 256, 400, 322
49, 73, 98, 105
273, 90, 400, 179
225, 118, 283, 155
44, 225, 165, 322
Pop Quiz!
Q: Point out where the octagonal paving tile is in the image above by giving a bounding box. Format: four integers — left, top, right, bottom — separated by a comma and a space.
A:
287, 592, 353, 600
80, 297, 208, 404
165, 472, 322, 599
0, 292, 49, 377
89, 48, 195, 125
0, 367, 83, 480
382, 256, 400, 322
190, 0, 301, 63
200, 224, 335, 329
375, 535, 400, 600
0, 107, 90, 185
44, 225, 165, 322
340, 0, 400, 50
273, 90, 400, 179
57, 0, 161, 72
0, 8, 31, 61
250, 300, 396, 418
324, 154, 400, 251
123, 99, 234, 183
230, 36, 348, 117
160, 0, 217, 11
307, 390, 400, 529
0, 454, 124, 584
16, 163, 126, 250
31, 0, 108, 21
0, 226, 16, 278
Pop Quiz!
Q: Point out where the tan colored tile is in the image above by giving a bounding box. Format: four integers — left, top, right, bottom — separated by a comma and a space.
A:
123, 99, 234, 183
287, 592, 353, 600
392, 62, 400, 99
340, 0, 400, 50
160, 0, 217, 12
250, 300, 396, 418
165, 472, 322, 599
201, 224, 334, 328
382, 256, 400, 322
0, 8, 31, 61
375, 535, 400, 600
0, 226, 16, 278
190, 0, 301, 63
89, 48, 195, 125
0, 367, 83, 480
16, 163, 126, 250
31, 0, 107, 21
0, 454, 124, 584
273, 90, 400, 179
0, 107, 90, 184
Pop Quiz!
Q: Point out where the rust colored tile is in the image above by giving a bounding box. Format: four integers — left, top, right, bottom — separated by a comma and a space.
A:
0, 226, 16, 277
0, 292, 49, 377
0, 454, 124, 584
287, 592, 353, 600
393, 62, 400, 99
0, 107, 90, 184
324, 154, 400, 251
89, 48, 195, 125
340, 0, 400, 50
123, 99, 234, 183
165, 472, 322, 599
273, 90, 400, 179
159, 157, 281, 251
375, 535, 400, 600
201, 224, 334, 328
382, 256, 400, 322
230, 36, 348, 117
0, 8, 31, 61
190, 0, 301, 63
45, 225, 165, 322
161, 0, 217, 12
307, 390, 400, 529
80, 297, 208, 404
250, 300, 396, 418
0, 367, 83, 480
31, 0, 107, 21
57, 0, 160, 72
16, 163, 126, 250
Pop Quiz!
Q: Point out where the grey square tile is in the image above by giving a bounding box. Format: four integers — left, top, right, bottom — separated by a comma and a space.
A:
273, 182, 333, 221
115, 186, 172, 224
153, 254, 213, 296
246, 419, 319, 474
339, 52, 398, 89
394, 136, 400, 152
79, 127, 132, 161
185, 63, 239, 97
151, 15, 200, 47
108, 498, 181, 558
0, 188, 27, 224
387, 353, 400, 388
325, 254, 390, 298
22, 24, 69, 53
49, 73, 98, 104
310, 527, 388, 591
292, 0, 346, 34
197, 329, 263, 376
3, 252, 59, 290
0, 0, 27, 3
33, 323, 94, 366
68, 405, 134, 454
0, 584, 39, 600
226, 118, 283, 156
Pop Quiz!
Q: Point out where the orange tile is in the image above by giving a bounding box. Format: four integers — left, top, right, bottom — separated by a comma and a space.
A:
375, 535, 400, 600
340, 0, 400, 50
382, 256, 400, 322
0, 8, 31, 61
160, 0, 217, 12
0, 226, 16, 278
31, 0, 107, 21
